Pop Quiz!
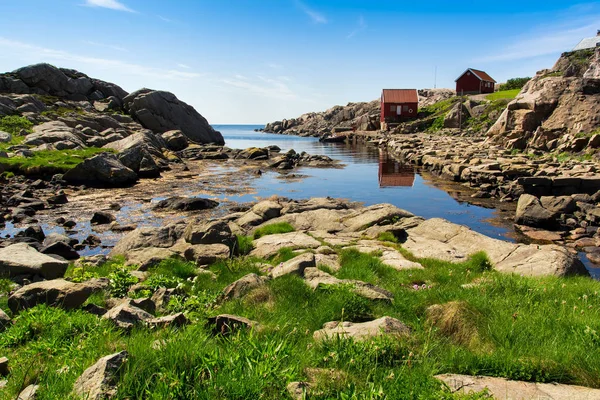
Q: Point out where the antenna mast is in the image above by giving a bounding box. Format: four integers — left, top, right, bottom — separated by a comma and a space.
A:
434, 66, 437, 89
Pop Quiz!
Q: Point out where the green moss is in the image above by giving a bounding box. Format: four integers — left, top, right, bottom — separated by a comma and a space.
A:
0, 148, 114, 176
0, 115, 33, 135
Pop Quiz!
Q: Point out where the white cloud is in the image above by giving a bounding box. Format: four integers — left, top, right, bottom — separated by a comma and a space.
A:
158, 15, 173, 23
475, 21, 600, 62
0, 37, 202, 81
82, 40, 127, 52
221, 74, 296, 100
267, 63, 283, 69
177, 63, 191, 69
295, 0, 327, 24
347, 15, 367, 39
84, 0, 135, 13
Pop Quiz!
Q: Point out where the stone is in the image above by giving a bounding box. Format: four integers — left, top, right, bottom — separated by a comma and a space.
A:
435, 374, 600, 400
209, 314, 259, 335
251, 200, 282, 220
8, 279, 99, 313
42, 232, 77, 248
540, 196, 577, 214
250, 232, 321, 258
24, 121, 87, 149
314, 253, 341, 272
73, 351, 127, 400
150, 288, 177, 312
183, 220, 232, 245
154, 196, 219, 212
91, 211, 116, 225
515, 194, 558, 229
102, 301, 153, 330
0, 243, 69, 279
515, 225, 564, 243
269, 253, 316, 278
221, 273, 269, 301
0, 130, 12, 143
236, 211, 264, 229
40, 241, 80, 260
124, 247, 178, 270
171, 241, 231, 265
0, 308, 11, 331
47, 193, 68, 205
259, 208, 349, 232
161, 130, 188, 151
287, 382, 310, 400
304, 268, 394, 302
17, 384, 39, 400
313, 316, 411, 342
404, 218, 586, 277
342, 203, 414, 232
146, 313, 188, 328
63, 153, 138, 187
110, 223, 185, 256
123, 89, 224, 144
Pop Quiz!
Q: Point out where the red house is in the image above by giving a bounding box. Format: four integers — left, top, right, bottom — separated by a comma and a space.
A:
455, 68, 496, 95
380, 89, 418, 130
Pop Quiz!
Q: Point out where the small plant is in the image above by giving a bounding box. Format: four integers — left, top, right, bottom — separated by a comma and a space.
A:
378, 231, 399, 243
235, 235, 254, 255
68, 267, 99, 283
253, 222, 295, 239
144, 274, 181, 291
108, 269, 138, 298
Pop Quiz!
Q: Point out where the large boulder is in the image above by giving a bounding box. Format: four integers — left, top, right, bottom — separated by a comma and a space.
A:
161, 130, 189, 151
7, 279, 102, 313
73, 351, 128, 400
515, 194, 558, 229
110, 223, 185, 256
183, 220, 233, 245
0, 243, 69, 279
269, 253, 315, 278
221, 273, 269, 301
103, 131, 166, 177
102, 301, 153, 330
63, 153, 138, 187
404, 218, 586, 277
123, 89, 224, 144
24, 121, 87, 150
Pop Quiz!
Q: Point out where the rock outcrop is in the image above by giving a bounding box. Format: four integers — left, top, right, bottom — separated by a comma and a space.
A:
123, 89, 224, 145
488, 48, 600, 151
62, 153, 138, 187
0, 243, 69, 279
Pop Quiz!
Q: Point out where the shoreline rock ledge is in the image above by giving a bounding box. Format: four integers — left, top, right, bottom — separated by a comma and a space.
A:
107, 198, 587, 278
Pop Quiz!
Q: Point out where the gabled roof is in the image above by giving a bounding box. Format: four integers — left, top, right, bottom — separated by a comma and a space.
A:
573, 36, 600, 51
455, 68, 496, 83
381, 89, 418, 104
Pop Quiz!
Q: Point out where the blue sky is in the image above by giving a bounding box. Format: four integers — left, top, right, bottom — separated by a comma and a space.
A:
0, 1, 598, 124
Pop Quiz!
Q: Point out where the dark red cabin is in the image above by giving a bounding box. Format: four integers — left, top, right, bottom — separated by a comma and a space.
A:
380, 89, 418, 129
455, 68, 496, 95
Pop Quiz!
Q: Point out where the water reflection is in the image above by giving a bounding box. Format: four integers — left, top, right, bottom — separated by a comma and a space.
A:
378, 152, 415, 187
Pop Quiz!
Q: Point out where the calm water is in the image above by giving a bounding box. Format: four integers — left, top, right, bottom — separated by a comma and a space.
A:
215, 124, 512, 241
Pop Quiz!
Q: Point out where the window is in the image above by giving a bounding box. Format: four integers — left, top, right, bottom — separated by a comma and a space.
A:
402, 105, 409, 112
390, 105, 396, 112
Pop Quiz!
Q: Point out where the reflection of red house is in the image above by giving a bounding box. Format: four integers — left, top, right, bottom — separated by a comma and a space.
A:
379, 153, 415, 187
380, 89, 418, 130
455, 68, 496, 95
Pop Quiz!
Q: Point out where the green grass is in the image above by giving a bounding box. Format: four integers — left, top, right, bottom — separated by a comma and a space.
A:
253, 222, 295, 239
485, 89, 520, 101
467, 99, 511, 132
0, 115, 33, 136
0, 148, 113, 176
3, 244, 600, 398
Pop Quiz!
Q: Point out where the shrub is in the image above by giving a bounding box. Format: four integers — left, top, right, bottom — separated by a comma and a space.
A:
235, 235, 254, 255
108, 269, 139, 298
500, 77, 531, 91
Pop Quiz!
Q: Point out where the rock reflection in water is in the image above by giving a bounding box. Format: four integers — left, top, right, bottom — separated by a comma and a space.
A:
378, 153, 415, 188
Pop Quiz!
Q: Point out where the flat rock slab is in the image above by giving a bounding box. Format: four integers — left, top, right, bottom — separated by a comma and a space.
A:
304, 268, 393, 302
404, 218, 586, 277
8, 279, 99, 313
0, 243, 69, 279
250, 232, 321, 258
309, 230, 362, 247
256, 208, 350, 233
313, 316, 410, 341
270, 253, 315, 278
341, 203, 414, 232
436, 374, 600, 400
344, 240, 423, 271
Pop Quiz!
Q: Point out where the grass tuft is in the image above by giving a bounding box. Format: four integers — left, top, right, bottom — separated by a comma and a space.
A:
253, 222, 295, 239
